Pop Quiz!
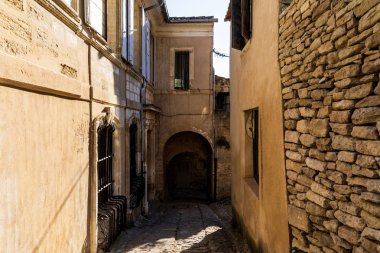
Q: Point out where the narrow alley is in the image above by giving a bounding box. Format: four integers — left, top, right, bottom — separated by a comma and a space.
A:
109, 201, 249, 253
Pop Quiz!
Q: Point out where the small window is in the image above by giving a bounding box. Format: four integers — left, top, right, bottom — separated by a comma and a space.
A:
216, 93, 230, 112
245, 109, 259, 183
174, 51, 190, 90
97, 124, 115, 205
129, 123, 138, 179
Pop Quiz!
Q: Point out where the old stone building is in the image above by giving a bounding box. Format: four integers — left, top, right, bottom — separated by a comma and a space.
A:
0, 0, 232, 252
227, 0, 380, 252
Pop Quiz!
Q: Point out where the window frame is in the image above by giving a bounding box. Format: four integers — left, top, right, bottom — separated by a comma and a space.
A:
170, 47, 194, 90
244, 108, 260, 192
174, 51, 190, 90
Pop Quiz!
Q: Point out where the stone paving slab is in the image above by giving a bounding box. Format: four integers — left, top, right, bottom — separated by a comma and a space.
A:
108, 201, 249, 253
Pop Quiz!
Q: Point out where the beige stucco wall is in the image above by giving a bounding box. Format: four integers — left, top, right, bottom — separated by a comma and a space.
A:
0, 85, 90, 253
230, 0, 290, 252
0, 0, 131, 252
154, 34, 215, 199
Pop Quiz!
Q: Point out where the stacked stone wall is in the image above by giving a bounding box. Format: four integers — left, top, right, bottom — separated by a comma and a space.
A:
279, 0, 380, 252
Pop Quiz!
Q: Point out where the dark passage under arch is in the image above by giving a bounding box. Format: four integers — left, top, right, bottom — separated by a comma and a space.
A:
164, 132, 212, 201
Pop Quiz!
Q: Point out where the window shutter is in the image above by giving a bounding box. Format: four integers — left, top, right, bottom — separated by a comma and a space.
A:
231, 0, 244, 50
121, 0, 128, 59
142, 10, 147, 78
146, 20, 151, 82
87, 0, 106, 37
128, 0, 134, 64
241, 0, 252, 41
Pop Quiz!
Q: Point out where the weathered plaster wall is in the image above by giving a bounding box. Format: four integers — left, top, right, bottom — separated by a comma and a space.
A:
0, 85, 90, 253
0, 0, 129, 252
279, 0, 380, 252
229, 0, 290, 251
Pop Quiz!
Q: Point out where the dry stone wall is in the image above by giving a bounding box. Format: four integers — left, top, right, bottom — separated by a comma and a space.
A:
279, 0, 380, 252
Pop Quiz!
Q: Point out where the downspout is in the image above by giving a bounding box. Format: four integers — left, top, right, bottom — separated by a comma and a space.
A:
213, 71, 217, 201
140, 79, 148, 214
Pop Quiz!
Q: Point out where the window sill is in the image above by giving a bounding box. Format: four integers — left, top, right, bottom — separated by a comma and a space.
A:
244, 177, 259, 198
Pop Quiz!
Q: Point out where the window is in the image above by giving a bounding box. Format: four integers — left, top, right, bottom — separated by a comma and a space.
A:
174, 51, 190, 90
121, 0, 135, 63
231, 0, 252, 50
216, 93, 230, 112
87, 0, 107, 38
142, 11, 151, 81
245, 109, 259, 183
97, 124, 115, 206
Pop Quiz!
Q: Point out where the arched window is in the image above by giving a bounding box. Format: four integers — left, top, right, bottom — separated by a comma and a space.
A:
97, 124, 115, 204
129, 123, 138, 178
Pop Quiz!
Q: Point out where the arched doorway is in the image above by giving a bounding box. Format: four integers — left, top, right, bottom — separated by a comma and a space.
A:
164, 132, 213, 201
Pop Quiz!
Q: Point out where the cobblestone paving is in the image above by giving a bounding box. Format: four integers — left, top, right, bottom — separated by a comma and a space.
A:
109, 201, 249, 253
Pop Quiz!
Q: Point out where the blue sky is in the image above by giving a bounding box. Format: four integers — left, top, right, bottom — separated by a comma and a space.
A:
166, 0, 231, 78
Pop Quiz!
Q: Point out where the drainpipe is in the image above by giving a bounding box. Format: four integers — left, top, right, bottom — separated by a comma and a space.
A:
140, 80, 148, 214
212, 71, 217, 201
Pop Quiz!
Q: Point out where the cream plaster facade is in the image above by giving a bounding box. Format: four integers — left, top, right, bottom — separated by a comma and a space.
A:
227, 0, 290, 252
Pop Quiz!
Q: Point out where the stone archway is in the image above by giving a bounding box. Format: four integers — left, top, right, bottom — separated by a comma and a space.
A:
163, 132, 213, 201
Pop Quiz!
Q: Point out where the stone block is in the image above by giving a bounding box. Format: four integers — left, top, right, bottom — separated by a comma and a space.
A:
300, 134, 316, 147
334, 64, 361, 81
361, 210, 380, 229
296, 120, 310, 134
333, 184, 351, 195
352, 126, 379, 140
352, 107, 380, 125
344, 83, 373, 99
356, 95, 380, 108
297, 174, 314, 187
336, 161, 353, 175
286, 159, 303, 173
311, 182, 334, 200
286, 150, 304, 162
356, 140, 380, 156
361, 237, 379, 253
323, 219, 339, 232
306, 158, 327, 172
354, 0, 380, 17
365, 31, 380, 49
332, 135, 356, 151
358, 2, 380, 32
306, 201, 327, 217
309, 119, 330, 137
361, 192, 380, 203
362, 58, 380, 74
313, 231, 334, 247
338, 151, 356, 163
330, 123, 353, 135
288, 204, 311, 232
367, 179, 380, 193
356, 155, 378, 169
330, 232, 352, 250
338, 44, 363, 60
300, 107, 316, 117
338, 225, 360, 245
307, 190, 330, 208
332, 100, 355, 110
330, 110, 352, 123
334, 210, 366, 231
361, 227, 380, 241
285, 130, 301, 144
338, 201, 361, 216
